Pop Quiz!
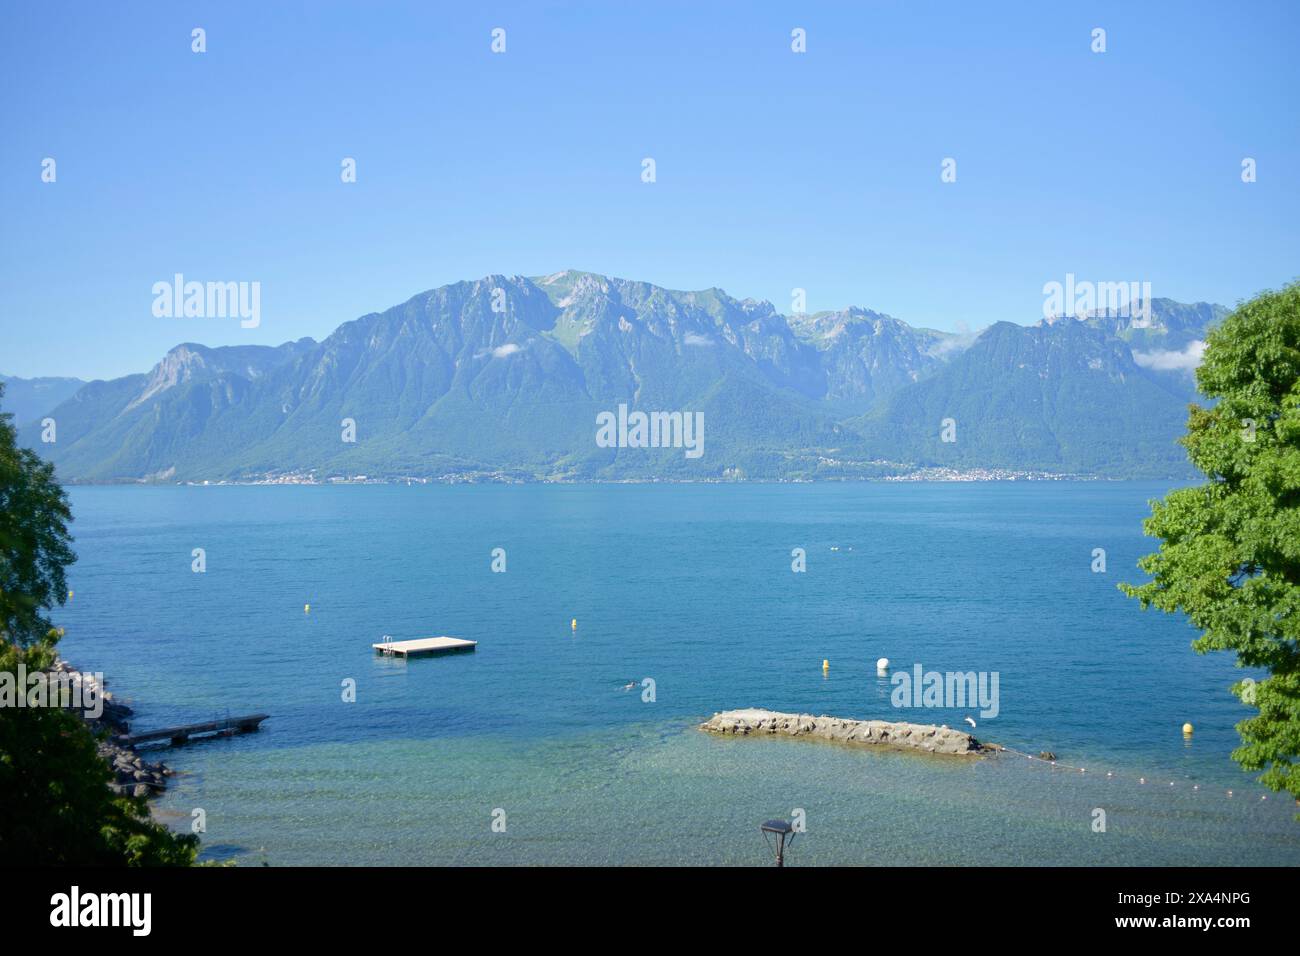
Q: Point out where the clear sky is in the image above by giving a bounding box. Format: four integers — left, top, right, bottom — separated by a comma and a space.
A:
1, 0, 1297, 380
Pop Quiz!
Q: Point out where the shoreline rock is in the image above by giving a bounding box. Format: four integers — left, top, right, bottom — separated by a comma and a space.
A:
699, 708, 994, 756
53, 657, 171, 798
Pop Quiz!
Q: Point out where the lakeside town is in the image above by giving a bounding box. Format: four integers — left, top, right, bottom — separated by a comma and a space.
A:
63, 466, 1101, 487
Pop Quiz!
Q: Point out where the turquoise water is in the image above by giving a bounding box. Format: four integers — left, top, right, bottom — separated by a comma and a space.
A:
55, 483, 1300, 865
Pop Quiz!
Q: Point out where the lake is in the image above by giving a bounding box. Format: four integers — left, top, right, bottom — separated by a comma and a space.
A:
54, 482, 1300, 865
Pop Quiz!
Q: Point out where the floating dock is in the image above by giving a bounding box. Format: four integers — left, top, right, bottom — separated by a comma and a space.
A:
373, 636, 477, 658
114, 714, 270, 747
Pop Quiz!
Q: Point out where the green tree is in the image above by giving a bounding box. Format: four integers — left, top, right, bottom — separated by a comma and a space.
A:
0, 385, 75, 649
0, 383, 198, 864
1122, 282, 1300, 804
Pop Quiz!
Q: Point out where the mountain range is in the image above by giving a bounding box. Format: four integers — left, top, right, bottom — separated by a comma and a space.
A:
0, 374, 86, 429
8, 270, 1227, 482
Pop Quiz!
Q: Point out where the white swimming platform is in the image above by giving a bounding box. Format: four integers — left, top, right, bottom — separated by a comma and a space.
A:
373, 636, 477, 657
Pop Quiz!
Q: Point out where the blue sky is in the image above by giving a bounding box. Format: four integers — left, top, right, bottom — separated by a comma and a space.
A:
1, 0, 1297, 380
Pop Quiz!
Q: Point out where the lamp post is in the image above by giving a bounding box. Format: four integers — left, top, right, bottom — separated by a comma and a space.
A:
760, 819, 795, 867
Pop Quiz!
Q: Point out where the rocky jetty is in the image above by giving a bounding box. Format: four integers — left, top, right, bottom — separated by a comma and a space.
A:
699, 708, 993, 756
52, 658, 172, 798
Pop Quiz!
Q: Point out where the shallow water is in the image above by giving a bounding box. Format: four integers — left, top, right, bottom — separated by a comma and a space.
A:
55, 482, 1300, 865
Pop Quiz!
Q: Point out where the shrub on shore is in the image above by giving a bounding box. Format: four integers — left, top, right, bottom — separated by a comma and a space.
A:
0, 632, 199, 866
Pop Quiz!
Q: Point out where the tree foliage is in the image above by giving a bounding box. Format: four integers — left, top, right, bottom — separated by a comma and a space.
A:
1122, 282, 1300, 803
0, 634, 198, 865
0, 384, 75, 648
0, 383, 198, 864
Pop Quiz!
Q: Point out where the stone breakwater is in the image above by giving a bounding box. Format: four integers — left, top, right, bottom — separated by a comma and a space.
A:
699, 708, 995, 756
52, 658, 172, 798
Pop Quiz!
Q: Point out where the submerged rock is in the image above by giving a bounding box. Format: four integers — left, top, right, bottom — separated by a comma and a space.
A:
699, 708, 989, 756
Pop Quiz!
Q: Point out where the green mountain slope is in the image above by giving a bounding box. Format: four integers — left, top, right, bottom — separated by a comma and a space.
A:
847, 318, 1199, 477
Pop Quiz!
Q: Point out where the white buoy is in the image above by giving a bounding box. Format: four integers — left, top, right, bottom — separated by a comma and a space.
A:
876, 657, 890, 675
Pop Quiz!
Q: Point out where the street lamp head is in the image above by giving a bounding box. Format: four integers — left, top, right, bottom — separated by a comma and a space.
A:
760, 819, 796, 866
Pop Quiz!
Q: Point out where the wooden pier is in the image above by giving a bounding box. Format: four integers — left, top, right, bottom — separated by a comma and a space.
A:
114, 714, 270, 747
373, 636, 477, 658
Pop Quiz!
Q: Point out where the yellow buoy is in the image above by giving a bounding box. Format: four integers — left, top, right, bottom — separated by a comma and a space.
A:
571, 618, 577, 630
304, 603, 311, 613
67, 590, 74, 600
822, 659, 829, 671
1182, 722, 1194, 735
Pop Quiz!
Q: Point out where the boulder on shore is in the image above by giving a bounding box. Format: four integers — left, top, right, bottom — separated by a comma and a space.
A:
699, 708, 989, 756
60, 656, 168, 799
